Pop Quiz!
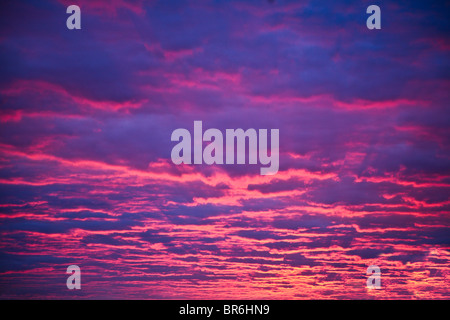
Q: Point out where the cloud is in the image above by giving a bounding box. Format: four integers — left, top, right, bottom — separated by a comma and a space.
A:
0, 0, 449, 299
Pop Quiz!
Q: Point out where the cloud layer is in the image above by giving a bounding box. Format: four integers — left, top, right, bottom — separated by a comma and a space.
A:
0, 0, 449, 299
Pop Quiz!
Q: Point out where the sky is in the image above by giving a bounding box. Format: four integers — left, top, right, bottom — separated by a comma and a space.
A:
0, 0, 449, 299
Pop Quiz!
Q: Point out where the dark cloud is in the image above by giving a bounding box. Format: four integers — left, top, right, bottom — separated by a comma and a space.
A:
346, 248, 394, 259
0, 252, 72, 273
0, 218, 140, 234
248, 178, 306, 194
283, 253, 320, 267
235, 229, 297, 240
